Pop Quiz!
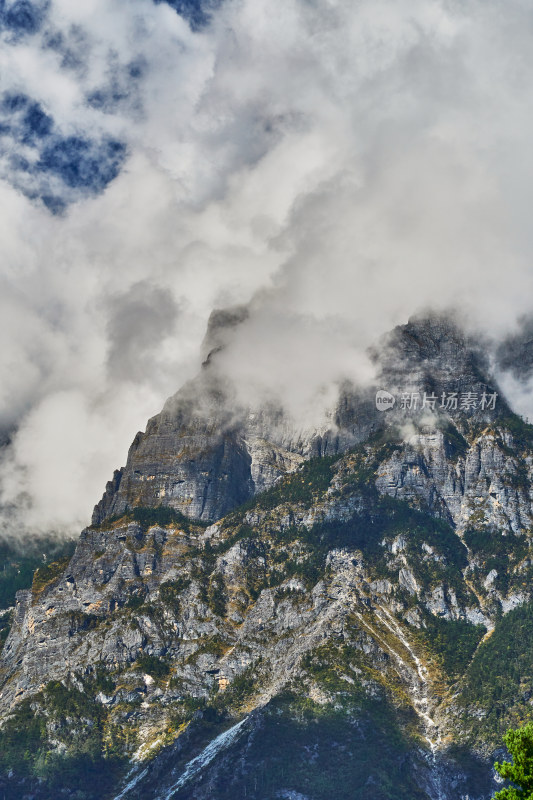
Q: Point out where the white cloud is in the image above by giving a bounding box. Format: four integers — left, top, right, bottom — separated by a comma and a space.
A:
1, 0, 533, 536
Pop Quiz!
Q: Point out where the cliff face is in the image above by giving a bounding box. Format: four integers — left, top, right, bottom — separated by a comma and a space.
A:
0, 315, 530, 800
92, 314, 501, 526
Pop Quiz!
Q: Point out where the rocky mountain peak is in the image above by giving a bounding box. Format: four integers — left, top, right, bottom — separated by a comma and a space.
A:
92, 313, 504, 527
1, 313, 533, 800
200, 305, 250, 365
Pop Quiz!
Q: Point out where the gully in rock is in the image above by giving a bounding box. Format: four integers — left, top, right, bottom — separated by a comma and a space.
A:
372, 606, 446, 800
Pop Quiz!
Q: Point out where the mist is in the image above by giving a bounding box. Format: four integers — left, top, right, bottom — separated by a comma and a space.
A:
1, 0, 533, 537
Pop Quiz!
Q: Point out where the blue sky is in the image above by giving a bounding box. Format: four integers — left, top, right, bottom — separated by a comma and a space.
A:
0, 0, 218, 210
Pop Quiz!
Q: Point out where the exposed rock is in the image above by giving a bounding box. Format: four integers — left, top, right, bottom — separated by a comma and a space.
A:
1, 314, 531, 800
92, 314, 505, 527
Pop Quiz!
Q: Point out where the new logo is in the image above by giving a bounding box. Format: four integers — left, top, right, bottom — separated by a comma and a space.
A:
375, 390, 395, 411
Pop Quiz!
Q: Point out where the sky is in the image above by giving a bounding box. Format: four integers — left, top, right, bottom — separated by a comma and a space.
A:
1, 0, 533, 538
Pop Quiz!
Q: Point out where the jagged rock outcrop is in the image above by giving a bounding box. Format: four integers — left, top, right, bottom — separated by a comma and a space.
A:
375, 428, 533, 532
93, 313, 502, 526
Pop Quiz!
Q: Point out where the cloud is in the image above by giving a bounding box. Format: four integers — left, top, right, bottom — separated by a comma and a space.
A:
1, 0, 533, 537
106, 281, 180, 383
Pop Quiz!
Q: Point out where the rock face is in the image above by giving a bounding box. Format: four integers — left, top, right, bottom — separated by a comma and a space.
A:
375, 427, 533, 533
0, 313, 530, 800
92, 392, 256, 524
93, 313, 502, 526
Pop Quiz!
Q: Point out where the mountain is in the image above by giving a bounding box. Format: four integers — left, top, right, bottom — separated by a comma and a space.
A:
1, 314, 532, 800
92, 312, 499, 525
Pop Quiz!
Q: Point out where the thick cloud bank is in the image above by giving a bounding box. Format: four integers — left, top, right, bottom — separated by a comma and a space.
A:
1, 0, 533, 536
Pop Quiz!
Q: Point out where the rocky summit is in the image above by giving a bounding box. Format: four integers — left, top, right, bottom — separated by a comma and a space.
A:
1, 314, 533, 800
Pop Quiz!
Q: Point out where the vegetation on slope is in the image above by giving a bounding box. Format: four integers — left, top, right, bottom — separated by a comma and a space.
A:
2, 417, 533, 797
464, 528, 530, 596
0, 536, 76, 609
458, 602, 533, 743
176, 692, 428, 800
92, 505, 210, 534
412, 612, 486, 681
0, 679, 126, 800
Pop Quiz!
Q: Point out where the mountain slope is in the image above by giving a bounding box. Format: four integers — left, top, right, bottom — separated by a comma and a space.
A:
0, 315, 531, 800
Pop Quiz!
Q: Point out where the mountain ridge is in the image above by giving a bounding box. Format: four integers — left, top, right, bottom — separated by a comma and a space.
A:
92, 312, 502, 526
0, 313, 531, 800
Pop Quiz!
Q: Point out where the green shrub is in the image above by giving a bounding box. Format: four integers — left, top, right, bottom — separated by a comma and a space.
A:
0, 697, 47, 776
225, 455, 339, 525
493, 721, 533, 799
32, 556, 72, 595
131, 505, 208, 532
0, 609, 13, 651
91, 668, 115, 695
159, 577, 191, 613
208, 574, 227, 616
67, 612, 101, 634
498, 413, 533, 452
125, 592, 146, 611
193, 635, 229, 658
135, 653, 171, 679
412, 613, 485, 680
464, 529, 529, 595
